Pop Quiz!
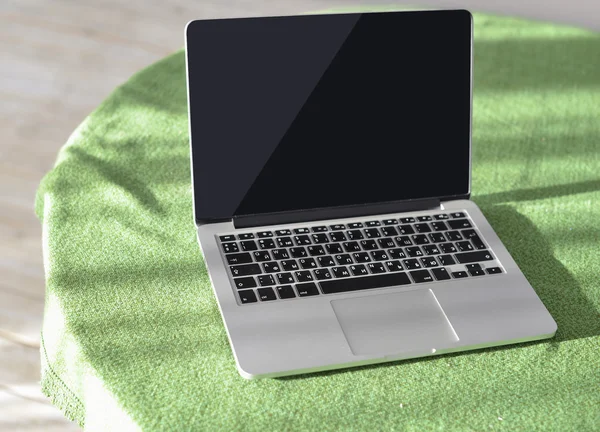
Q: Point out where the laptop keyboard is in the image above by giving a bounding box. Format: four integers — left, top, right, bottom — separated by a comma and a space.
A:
217, 211, 503, 305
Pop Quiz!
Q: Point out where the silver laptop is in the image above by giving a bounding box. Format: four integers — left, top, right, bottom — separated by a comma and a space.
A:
184, 9, 556, 378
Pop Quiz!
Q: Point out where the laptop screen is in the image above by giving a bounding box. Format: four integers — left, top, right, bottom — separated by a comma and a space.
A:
186, 10, 472, 221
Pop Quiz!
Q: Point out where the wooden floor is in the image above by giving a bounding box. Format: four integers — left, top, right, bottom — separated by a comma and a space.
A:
1, 1, 598, 430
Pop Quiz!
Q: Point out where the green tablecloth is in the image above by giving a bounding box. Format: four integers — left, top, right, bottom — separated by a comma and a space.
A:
36, 12, 600, 431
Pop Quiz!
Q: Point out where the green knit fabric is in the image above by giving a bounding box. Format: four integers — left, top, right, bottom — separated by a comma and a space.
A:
36, 12, 600, 431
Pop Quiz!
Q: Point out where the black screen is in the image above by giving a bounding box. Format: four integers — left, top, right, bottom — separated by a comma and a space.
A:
186, 10, 472, 221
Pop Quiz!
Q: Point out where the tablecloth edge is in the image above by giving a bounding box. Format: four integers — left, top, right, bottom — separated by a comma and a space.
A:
40, 332, 86, 428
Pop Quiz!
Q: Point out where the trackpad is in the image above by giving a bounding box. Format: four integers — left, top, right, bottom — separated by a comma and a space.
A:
331, 289, 459, 356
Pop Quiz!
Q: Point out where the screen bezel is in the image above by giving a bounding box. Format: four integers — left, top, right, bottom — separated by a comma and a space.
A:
185, 10, 473, 224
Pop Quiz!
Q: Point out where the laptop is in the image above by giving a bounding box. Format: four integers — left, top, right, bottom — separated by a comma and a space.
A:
184, 9, 557, 379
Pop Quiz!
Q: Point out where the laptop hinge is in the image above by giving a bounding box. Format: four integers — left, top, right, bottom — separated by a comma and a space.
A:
233, 198, 441, 229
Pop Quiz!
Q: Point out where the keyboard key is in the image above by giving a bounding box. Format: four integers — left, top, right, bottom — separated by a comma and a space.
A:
295, 271, 313, 282
381, 226, 398, 237
239, 289, 258, 303
410, 269, 434, 283
385, 260, 404, 272
468, 268, 486, 277
378, 238, 396, 249
440, 243, 457, 253
294, 228, 310, 234
240, 240, 257, 251
406, 247, 423, 257
417, 215, 432, 221
360, 240, 379, 250
329, 232, 347, 242
364, 228, 381, 238
471, 234, 486, 250
486, 267, 502, 274
347, 230, 364, 240
314, 269, 332, 280
253, 251, 271, 262
330, 224, 345, 230
296, 282, 320, 296
450, 212, 465, 218
335, 254, 353, 265
233, 277, 257, 289
438, 255, 456, 266
222, 242, 239, 253
258, 275, 275, 286
332, 266, 351, 278
281, 260, 299, 271
455, 250, 494, 264
420, 257, 439, 268
294, 235, 311, 245
367, 262, 386, 274
277, 273, 295, 284
448, 219, 472, 230
431, 267, 451, 281
389, 248, 407, 259
383, 219, 398, 225
465, 264, 481, 271
414, 223, 431, 233
226, 253, 252, 265
312, 226, 328, 232
308, 245, 326, 256
343, 241, 361, 252
276, 237, 294, 247
353, 252, 371, 263
422, 245, 440, 255
299, 258, 317, 269
257, 231, 273, 238
277, 285, 296, 299
412, 234, 430, 245
312, 233, 329, 244
452, 271, 468, 278
395, 236, 413, 246
366, 220, 381, 227
275, 229, 292, 236
262, 262, 281, 273
239, 233, 255, 240
258, 239, 276, 249
403, 258, 422, 270
431, 221, 448, 231
325, 243, 343, 254
456, 241, 474, 252
258, 287, 277, 301
349, 264, 369, 276
429, 233, 447, 243
370, 250, 389, 261
271, 249, 290, 260
397, 225, 415, 235
320, 272, 411, 294
446, 231, 463, 241
290, 247, 307, 258
219, 235, 235, 242
348, 222, 363, 229
434, 214, 449, 220
462, 229, 477, 239
317, 256, 336, 267
400, 217, 416, 223
454, 250, 494, 264
230, 264, 261, 277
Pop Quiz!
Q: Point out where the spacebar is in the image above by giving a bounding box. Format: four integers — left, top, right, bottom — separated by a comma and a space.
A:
319, 273, 412, 294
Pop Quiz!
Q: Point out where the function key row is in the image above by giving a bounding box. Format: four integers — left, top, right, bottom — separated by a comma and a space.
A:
221, 225, 482, 254
219, 213, 469, 242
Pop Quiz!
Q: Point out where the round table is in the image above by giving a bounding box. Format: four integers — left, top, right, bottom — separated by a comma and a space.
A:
36, 12, 600, 431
